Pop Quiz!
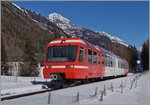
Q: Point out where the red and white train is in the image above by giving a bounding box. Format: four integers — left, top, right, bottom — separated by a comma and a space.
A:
43, 36, 129, 81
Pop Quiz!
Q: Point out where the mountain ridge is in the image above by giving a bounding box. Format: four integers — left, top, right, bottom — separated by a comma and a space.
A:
48, 12, 129, 47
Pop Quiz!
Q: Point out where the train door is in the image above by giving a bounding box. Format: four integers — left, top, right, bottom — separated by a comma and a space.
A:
93, 51, 100, 77
101, 54, 105, 77
112, 56, 116, 76
113, 56, 116, 77
87, 49, 92, 78
97, 54, 101, 77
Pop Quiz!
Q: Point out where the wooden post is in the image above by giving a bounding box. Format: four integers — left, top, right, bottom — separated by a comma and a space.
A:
103, 85, 106, 96
99, 91, 104, 101
47, 92, 51, 104
34, 78, 36, 82
77, 92, 79, 102
130, 80, 134, 89
94, 87, 98, 96
111, 82, 114, 92
15, 62, 18, 83
15, 75, 17, 83
124, 79, 127, 88
120, 80, 123, 88
121, 84, 123, 93
135, 79, 137, 88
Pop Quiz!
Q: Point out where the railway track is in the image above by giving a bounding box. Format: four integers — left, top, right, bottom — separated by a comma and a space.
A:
1, 89, 51, 101
1, 73, 141, 101
1, 80, 80, 101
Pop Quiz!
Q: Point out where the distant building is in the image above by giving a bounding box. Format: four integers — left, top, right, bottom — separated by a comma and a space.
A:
8, 62, 22, 76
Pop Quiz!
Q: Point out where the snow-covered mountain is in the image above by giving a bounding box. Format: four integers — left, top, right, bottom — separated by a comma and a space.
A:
10, 2, 130, 48
48, 13, 84, 36
48, 13, 76, 30
48, 13, 129, 47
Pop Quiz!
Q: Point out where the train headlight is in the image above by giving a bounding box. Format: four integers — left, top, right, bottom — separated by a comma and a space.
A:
66, 64, 74, 68
46, 65, 51, 69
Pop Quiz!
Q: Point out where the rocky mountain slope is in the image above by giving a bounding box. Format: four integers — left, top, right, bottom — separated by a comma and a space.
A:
1, 1, 66, 60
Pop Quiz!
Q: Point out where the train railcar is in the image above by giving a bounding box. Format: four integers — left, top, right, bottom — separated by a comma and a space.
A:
43, 36, 128, 81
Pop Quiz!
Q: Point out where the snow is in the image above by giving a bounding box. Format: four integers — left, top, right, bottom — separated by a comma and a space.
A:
1, 72, 149, 105
1, 76, 51, 97
97, 31, 129, 47
48, 13, 77, 34
1, 85, 44, 96
48, 13, 70, 25
80, 72, 150, 104
11, 3, 22, 11
127, 73, 134, 76
11, 3, 25, 13
31, 19, 48, 31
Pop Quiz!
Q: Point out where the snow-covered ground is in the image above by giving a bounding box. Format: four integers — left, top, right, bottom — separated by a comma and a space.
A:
1, 76, 51, 96
1, 72, 149, 105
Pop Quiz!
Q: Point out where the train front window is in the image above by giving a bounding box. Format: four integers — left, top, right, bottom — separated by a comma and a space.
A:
47, 45, 78, 62
78, 46, 84, 62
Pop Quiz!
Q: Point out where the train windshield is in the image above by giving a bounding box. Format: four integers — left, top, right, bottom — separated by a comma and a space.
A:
47, 45, 78, 62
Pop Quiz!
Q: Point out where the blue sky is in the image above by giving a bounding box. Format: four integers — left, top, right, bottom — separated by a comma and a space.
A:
12, 1, 149, 47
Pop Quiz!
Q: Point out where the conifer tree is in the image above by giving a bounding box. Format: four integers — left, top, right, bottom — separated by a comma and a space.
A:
20, 38, 38, 76
1, 40, 9, 75
141, 39, 149, 70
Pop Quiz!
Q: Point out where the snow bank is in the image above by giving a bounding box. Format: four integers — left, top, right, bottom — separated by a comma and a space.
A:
1, 85, 45, 96
127, 73, 134, 76
1, 75, 51, 97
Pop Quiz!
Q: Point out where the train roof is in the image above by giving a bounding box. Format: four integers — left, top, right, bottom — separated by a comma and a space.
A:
99, 47, 112, 55
48, 37, 101, 51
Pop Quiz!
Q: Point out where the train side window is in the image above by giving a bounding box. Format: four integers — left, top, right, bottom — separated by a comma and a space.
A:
104, 55, 106, 65
98, 55, 100, 64
109, 57, 111, 67
106, 56, 109, 67
78, 46, 84, 62
113, 58, 115, 67
85, 49, 87, 63
108, 57, 110, 67
93, 51, 97, 64
106, 56, 108, 66
102, 55, 105, 65
88, 49, 92, 64
108, 56, 110, 67
110, 57, 112, 67
118, 60, 121, 68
